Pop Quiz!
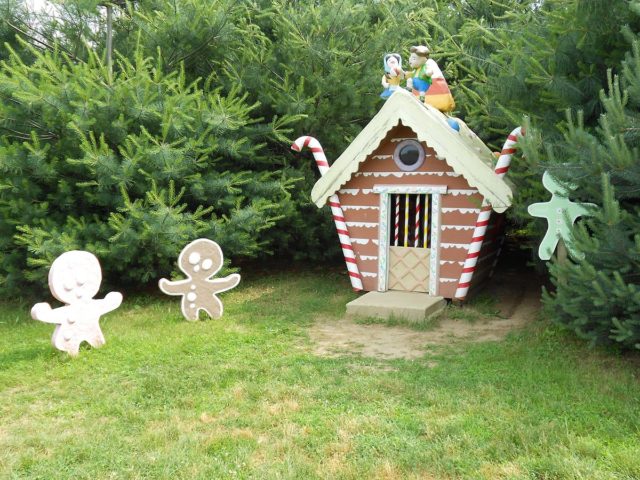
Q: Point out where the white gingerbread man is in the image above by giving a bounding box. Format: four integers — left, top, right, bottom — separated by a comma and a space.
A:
31, 251, 123, 356
159, 239, 241, 321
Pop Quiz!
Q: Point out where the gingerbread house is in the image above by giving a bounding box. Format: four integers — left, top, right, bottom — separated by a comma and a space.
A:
311, 88, 512, 300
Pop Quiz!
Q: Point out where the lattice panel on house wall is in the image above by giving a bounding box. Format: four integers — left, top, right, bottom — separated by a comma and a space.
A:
388, 246, 430, 292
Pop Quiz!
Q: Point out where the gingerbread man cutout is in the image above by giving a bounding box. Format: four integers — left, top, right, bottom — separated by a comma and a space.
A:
31, 251, 123, 356
159, 239, 240, 321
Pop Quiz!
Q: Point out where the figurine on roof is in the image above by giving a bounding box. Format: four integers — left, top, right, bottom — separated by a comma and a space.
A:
406, 46, 432, 100
380, 53, 404, 100
406, 45, 455, 113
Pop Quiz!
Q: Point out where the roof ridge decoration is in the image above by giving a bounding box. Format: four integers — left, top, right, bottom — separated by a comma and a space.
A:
310, 89, 513, 213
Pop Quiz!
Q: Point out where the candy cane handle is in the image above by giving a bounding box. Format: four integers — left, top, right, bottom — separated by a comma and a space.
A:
292, 136, 363, 291
454, 126, 524, 301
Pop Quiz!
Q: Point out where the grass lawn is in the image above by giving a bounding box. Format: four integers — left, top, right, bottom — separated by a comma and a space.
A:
1, 267, 639, 479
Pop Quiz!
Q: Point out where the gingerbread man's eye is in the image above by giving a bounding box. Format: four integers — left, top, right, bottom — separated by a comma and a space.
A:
188, 252, 201, 265
201, 258, 213, 270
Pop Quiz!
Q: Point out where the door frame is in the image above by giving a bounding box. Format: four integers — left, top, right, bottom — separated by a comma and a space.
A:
373, 184, 446, 295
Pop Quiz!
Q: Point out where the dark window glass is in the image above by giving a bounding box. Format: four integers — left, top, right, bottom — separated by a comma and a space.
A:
399, 144, 420, 166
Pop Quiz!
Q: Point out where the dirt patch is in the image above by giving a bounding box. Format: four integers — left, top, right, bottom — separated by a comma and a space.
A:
310, 321, 439, 360
308, 259, 541, 360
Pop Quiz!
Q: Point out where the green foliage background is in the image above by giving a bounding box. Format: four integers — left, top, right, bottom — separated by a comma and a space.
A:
1, 0, 639, 349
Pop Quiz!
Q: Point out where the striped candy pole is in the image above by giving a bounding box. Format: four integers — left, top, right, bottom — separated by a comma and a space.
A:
291, 136, 363, 291
403, 194, 409, 247
394, 195, 400, 246
414, 194, 421, 247
454, 126, 524, 301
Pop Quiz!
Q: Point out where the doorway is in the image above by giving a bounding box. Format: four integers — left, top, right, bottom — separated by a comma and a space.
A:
387, 193, 431, 292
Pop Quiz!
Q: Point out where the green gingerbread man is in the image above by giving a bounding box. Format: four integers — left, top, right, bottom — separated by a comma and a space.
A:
527, 171, 595, 261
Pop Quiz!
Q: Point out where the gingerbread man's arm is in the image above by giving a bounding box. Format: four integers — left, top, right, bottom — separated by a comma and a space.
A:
31, 303, 70, 324
210, 273, 241, 294
159, 278, 191, 296
527, 202, 548, 218
96, 291, 123, 315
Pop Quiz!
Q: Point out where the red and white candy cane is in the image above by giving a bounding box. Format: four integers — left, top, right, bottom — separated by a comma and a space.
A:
454, 126, 524, 301
291, 136, 364, 291
414, 195, 421, 247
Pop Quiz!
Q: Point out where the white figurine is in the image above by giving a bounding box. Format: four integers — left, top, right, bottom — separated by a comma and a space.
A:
380, 53, 404, 100
159, 239, 241, 321
31, 251, 123, 356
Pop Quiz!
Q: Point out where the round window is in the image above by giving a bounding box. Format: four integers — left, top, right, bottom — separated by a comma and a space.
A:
393, 139, 425, 171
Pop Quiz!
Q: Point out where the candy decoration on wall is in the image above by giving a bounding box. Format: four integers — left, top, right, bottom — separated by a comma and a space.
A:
454, 126, 524, 301
380, 53, 404, 100
527, 171, 595, 260
414, 194, 421, 247
159, 239, 240, 321
31, 251, 123, 356
394, 195, 400, 245
291, 136, 364, 291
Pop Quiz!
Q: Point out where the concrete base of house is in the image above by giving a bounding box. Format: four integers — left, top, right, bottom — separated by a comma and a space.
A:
346, 291, 446, 323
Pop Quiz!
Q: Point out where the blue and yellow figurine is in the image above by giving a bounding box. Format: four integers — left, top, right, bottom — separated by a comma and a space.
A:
406, 46, 432, 99
406, 45, 455, 113
380, 53, 404, 100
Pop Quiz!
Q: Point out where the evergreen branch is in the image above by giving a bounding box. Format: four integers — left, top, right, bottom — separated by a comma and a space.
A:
167, 4, 234, 68
6, 21, 81, 63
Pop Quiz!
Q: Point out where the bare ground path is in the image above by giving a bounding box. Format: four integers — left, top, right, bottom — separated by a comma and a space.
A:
308, 248, 542, 360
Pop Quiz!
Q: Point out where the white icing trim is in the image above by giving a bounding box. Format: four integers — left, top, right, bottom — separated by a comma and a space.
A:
441, 225, 475, 231
441, 243, 470, 249
355, 171, 454, 178
373, 184, 447, 195
338, 189, 374, 195
439, 278, 458, 283
341, 205, 379, 211
360, 255, 378, 261
440, 260, 464, 265
361, 271, 378, 278
346, 222, 378, 228
448, 189, 479, 196
442, 207, 481, 214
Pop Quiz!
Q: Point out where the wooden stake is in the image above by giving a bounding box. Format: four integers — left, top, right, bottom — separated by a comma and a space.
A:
557, 238, 568, 286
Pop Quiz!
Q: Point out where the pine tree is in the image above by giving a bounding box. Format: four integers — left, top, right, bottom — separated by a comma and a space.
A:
540, 39, 640, 350
0, 41, 301, 293
544, 175, 640, 350
0, 0, 34, 62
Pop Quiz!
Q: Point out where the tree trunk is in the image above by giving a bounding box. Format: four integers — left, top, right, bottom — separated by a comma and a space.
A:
106, 4, 113, 83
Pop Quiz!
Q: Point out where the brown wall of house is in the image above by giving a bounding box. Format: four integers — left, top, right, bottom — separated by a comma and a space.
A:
336, 121, 491, 296
468, 212, 505, 289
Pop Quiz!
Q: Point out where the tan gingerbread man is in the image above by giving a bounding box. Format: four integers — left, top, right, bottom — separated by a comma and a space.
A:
159, 239, 240, 321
